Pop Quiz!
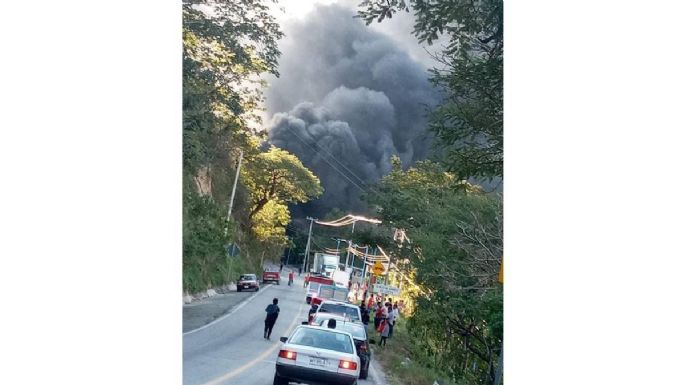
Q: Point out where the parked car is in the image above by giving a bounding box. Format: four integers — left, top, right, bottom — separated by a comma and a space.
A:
237, 274, 259, 292
315, 300, 362, 324
308, 313, 350, 326
312, 316, 375, 379
262, 269, 280, 285
274, 325, 360, 385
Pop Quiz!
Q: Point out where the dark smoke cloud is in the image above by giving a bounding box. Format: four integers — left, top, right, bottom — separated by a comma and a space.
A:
266, 4, 439, 216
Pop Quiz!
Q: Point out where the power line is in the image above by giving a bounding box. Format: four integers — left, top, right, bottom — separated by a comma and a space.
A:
286, 123, 369, 187
285, 124, 368, 193
298, 128, 370, 188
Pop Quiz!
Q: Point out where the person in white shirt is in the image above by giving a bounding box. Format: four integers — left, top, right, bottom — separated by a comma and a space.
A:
390, 303, 400, 337
385, 303, 395, 338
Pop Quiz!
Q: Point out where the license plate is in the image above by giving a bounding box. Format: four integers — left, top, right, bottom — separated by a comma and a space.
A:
243, 285, 249, 288
309, 357, 327, 367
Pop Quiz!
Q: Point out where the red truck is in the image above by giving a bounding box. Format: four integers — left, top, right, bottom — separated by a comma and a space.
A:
262, 269, 280, 285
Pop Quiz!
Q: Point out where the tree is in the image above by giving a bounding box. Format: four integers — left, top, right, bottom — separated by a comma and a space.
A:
251, 200, 290, 246
241, 146, 324, 219
182, 0, 284, 292
364, 160, 502, 385
358, 0, 503, 180
183, 0, 282, 174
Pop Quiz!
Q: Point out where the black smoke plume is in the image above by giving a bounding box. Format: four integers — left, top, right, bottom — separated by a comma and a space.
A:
267, 4, 439, 217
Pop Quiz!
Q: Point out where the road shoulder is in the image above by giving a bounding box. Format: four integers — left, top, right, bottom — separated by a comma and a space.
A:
183, 285, 271, 333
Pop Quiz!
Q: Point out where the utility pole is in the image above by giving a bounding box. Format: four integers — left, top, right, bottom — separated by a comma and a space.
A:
302, 217, 315, 274
350, 246, 355, 272
227, 148, 243, 222
345, 221, 356, 269
285, 243, 291, 266
344, 242, 350, 268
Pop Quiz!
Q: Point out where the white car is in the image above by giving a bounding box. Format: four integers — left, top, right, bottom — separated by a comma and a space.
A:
274, 325, 360, 385
315, 300, 362, 324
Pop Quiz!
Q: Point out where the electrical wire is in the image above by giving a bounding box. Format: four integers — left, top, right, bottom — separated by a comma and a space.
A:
286, 124, 368, 193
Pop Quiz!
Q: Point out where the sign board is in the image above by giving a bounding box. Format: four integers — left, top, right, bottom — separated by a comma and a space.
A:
372, 283, 400, 296
226, 243, 240, 257
371, 261, 385, 275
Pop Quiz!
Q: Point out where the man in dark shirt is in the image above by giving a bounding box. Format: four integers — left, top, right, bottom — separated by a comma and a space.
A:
264, 298, 280, 339
360, 305, 370, 325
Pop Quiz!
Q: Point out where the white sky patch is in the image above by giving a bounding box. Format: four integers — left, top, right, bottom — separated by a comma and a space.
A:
270, 0, 443, 71
272, 0, 341, 23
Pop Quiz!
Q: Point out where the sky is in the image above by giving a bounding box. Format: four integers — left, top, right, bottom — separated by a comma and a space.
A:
264, 0, 445, 218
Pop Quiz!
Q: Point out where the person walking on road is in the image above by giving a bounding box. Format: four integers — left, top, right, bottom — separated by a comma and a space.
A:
279, 263, 283, 272
304, 273, 309, 288
264, 298, 280, 339
288, 270, 294, 286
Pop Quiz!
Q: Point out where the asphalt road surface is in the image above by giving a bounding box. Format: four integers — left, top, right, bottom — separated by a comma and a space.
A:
183, 274, 387, 385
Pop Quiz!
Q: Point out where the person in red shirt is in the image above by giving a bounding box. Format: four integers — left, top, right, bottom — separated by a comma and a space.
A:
288, 270, 294, 286
374, 302, 384, 331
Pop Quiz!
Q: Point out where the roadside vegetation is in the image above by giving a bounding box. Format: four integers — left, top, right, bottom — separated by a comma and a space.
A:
182, 0, 322, 293
357, 1, 503, 384
371, 322, 457, 385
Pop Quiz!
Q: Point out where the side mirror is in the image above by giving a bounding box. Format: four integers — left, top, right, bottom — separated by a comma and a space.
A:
301, 321, 308, 325
279, 337, 288, 343
369, 339, 376, 345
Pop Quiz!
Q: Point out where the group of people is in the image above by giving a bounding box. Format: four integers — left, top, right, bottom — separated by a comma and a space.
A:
358, 295, 400, 347
263, 280, 402, 349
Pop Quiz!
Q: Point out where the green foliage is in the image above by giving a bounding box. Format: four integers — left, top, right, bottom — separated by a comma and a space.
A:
183, 187, 231, 293
372, 322, 459, 385
242, 146, 324, 218
364, 161, 502, 385
183, 0, 283, 173
358, 0, 503, 180
182, 0, 293, 292
251, 200, 290, 245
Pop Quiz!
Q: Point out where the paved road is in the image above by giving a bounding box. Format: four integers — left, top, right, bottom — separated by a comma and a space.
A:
183, 275, 387, 385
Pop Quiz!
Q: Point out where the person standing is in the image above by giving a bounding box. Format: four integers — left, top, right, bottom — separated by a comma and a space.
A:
264, 298, 280, 339
279, 263, 283, 272
386, 303, 396, 338
308, 303, 319, 324
374, 302, 383, 331
288, 270, 294, 286
360, 305, 370, 325
379, 318, 390, 346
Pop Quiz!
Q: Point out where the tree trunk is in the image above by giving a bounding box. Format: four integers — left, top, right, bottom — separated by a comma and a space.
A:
249, 198, 268, 219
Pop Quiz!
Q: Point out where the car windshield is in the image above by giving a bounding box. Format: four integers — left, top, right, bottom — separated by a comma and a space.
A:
317, 320, 366, 340
289, 327, 354, 354
334, 323, 366, 341
240, 275, 255, 280
318, 303, 360, 321
314, 314, 346, 324
308, 282, 321, 292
